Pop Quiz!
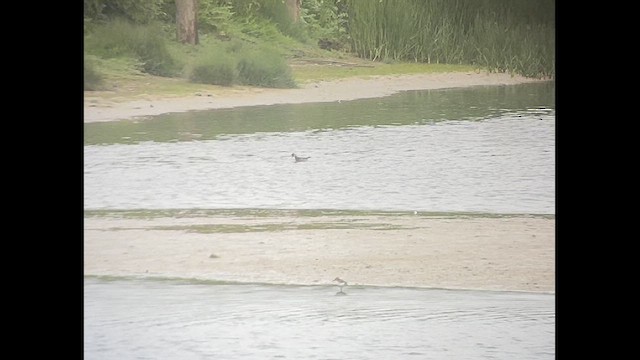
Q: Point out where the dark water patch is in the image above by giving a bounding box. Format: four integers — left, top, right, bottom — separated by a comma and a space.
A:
84, 82, 554, 146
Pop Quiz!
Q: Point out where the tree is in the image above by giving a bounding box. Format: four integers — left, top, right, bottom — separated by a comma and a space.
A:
285, 0, 301, 23
176, 0, 198, 44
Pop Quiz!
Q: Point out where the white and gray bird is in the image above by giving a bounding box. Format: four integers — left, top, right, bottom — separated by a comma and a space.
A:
291, 153, 310, 162
333, 277, 347, 294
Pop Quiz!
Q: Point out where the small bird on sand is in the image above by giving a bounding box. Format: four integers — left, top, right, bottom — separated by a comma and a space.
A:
333, 277, 347, 293
291, 153, 310, 162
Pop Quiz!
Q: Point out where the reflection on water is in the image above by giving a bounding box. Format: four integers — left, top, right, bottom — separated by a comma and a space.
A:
84, 277, 555, 360
84, 82, 554, 145
84, 82, 554, 214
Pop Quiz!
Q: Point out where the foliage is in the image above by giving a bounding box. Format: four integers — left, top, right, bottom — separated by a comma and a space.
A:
346, 0, 555, 78
175, 0, 351, 49
198, 0, 235, 34
226, 0, 267, 17
185, 39, 296, 88
258, 0, 294, 30
236, 46, 297, 88
189, 46, 238, 86
85, 19, 177, 76
232, 13, 286, 41
83, 0, 554, 94
84, 0, 168, 24
223, 0, 310, 44
301, 0, 350, 50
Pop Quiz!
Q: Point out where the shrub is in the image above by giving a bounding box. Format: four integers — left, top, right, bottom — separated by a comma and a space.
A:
189, 50, 238, 86
187, 43, 296, 89
236, 47, 296, 88
84, 0, 166, 24
85, 19, 176, 76
84, 56, 104, 90
234, 15, 285, 41
302, 0, 350, 49
225, 38, 245, 54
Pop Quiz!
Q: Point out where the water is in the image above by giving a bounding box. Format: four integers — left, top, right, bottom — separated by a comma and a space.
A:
84, 82, 555, 358
84, 277, 555, 360
84, 82, 555, 214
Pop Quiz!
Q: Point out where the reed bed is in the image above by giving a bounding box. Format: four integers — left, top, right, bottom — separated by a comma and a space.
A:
347, 0, 554, 78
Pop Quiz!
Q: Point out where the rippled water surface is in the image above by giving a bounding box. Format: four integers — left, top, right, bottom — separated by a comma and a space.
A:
84, 82, 555, 359
85, 278, 555, 360
84, 82, 555, 214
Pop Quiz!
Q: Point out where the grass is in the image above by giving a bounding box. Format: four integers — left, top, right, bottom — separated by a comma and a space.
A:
82, 6, 529, 101
82, 55, 210, 99
84, 1, 553, 104
85, 19, 178, 77
185, 39, 298, 88
84, 58, 480, 103
348, 0, 554, 78
236, 46, 297, 88
84, 55, 104, 90
291, 61, 476, 83
189, 47, 238, 86
83, 10, 484, 99
83, 57, 480, 103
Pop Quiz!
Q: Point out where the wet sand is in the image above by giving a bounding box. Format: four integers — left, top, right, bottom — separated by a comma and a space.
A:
84, 72, 547, 123
84, 213, 554, 293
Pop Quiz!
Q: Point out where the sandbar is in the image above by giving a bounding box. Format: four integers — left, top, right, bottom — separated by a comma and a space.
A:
84, 212, 554, 293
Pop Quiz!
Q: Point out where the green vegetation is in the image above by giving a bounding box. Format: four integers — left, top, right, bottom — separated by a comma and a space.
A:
84, 0, 554, 91
348, 0, 555, 78
85, 19, 177, 76
84, 0, 167, 24
292, 62, 475, 83
186, 41, 296, 87
83, 55, 104, 90
236, 46, 297, 88
189, 46, 238, 86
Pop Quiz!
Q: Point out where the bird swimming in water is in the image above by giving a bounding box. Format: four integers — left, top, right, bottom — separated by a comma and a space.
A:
291, 153, 310, 162
333, 277, 347, 294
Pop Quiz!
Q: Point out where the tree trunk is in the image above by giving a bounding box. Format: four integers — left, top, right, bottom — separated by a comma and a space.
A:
176, 0, 198, 45
285, 0, 301, 23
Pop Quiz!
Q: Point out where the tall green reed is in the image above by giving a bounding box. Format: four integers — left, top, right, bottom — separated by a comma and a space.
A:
347, 0, 554, 78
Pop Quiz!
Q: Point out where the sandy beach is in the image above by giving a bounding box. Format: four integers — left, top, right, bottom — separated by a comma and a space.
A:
84, 72, 547, 123
84, 72, 554, 293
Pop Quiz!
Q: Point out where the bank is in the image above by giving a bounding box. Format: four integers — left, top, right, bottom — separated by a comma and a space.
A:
84, 62, 550, 123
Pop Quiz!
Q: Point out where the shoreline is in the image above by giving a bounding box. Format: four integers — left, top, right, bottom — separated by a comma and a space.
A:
84, 72, 549, 123
84, 274, 554, 295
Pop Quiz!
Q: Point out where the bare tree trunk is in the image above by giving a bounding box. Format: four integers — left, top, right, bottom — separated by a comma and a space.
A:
285, 0, 301, 23
176, 0, 198, 45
